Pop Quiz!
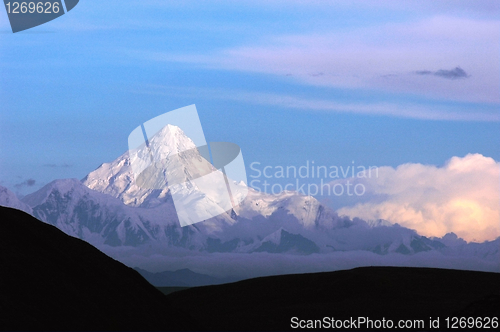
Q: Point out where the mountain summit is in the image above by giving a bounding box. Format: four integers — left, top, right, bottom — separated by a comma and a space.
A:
83, 124, 210, 208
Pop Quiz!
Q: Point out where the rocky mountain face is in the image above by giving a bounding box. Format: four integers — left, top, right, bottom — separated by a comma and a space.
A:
13, 172, 498, 260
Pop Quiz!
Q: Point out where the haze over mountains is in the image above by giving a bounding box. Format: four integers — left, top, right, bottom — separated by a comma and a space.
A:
1, 125, 498, 281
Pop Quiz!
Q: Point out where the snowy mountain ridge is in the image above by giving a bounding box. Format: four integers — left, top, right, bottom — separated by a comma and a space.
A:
0, 124, 497, 270
0, 185, 32, 215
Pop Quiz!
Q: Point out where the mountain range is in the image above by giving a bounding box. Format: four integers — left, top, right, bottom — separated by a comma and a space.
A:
1, 124, 498, 279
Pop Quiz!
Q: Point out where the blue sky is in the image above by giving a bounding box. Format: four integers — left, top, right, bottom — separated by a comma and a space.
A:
0, 0, 499, 199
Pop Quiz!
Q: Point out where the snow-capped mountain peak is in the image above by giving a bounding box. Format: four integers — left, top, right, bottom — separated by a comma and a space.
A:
0, 185, 32, 214
22, 178, 84, 208
83, 124, 212, 208
82, 123, 341, 230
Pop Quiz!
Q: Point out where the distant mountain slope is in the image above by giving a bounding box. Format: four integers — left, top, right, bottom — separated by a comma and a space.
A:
135, 267, 239, 287
167, 266, 500, 331
17, 176, 500, 267
22, 178, 190, 247
0, 206, 195, 330
0, 185, 32, 214
252, 228, 320, 254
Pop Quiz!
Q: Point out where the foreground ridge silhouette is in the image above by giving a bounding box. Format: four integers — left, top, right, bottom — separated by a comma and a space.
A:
167, 265, 499, 330
0, 206, 196, 331
1, 205, 498, 331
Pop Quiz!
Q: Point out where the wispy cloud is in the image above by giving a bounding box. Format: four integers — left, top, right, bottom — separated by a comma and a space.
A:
14, 178, 36, 189
43, 163, 73, 168
135, 85, 500, 122
134, 16, 499, 104
416, 67, 469, 80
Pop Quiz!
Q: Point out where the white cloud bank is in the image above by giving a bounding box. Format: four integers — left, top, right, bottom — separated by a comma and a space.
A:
337, 154, 500, 242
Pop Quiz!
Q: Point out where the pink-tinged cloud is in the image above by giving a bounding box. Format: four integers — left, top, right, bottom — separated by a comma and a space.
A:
336, 154, 500, 242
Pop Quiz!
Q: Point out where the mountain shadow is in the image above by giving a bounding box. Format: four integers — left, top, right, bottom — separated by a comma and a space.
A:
0, 206, 196, 331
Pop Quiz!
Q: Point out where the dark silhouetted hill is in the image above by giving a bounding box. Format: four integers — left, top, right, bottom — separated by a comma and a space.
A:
167, 266, 500, 331
0, 206, 195, 331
